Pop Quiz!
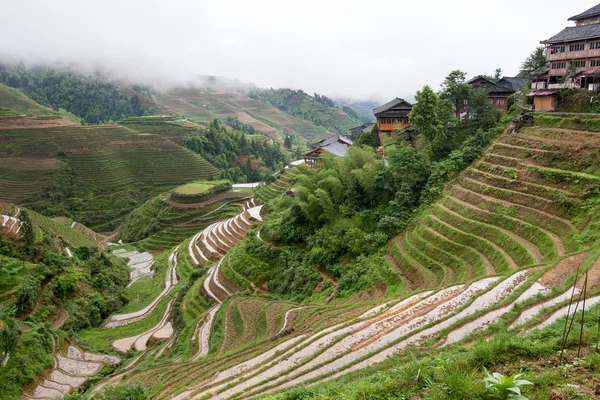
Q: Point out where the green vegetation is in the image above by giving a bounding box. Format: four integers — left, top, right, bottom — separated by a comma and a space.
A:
115, 192, 243, 248
228, 86, 506, 299
183, 119, 287, 182
249, 88, 364, 135
0, 214, 130, 397
0, 65, 154, 123
0, 84, 58, 117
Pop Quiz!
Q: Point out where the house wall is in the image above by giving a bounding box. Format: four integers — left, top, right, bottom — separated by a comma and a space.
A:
534, 96, 556, 112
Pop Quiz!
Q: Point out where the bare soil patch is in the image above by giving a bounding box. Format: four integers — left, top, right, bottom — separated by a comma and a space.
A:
539, 252, 590, 288
0, 157, 63, 170
0, 116, 76, 129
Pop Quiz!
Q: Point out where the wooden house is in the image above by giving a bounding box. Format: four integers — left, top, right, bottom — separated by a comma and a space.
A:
373, 98, 412, 134
541, 3, 600, 90
465, 76, 528, 111
303, 134, 353, 167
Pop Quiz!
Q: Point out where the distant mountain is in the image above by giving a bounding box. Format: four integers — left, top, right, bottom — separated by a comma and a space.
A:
333, 98, 379, 123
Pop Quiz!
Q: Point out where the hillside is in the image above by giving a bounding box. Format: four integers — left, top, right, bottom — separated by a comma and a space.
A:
154, 87, 333, 145
0, 123, 219, 231
248, 88, 365, 135
0, 65, 155, 124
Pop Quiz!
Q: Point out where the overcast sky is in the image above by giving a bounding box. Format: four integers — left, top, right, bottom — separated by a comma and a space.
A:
0, 0, 597, 102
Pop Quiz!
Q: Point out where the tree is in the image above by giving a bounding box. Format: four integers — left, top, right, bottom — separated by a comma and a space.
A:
564, 62, 578, 86
357, 124, 380, 148
520, 46, 547, 77
494, 68, 503, 80
0, 326, 19, 367
440, 70, 471, 118
284, 135, 293, 149
18, 210, 35, 247
469, 88, 497, 130
409, 85, 442, 156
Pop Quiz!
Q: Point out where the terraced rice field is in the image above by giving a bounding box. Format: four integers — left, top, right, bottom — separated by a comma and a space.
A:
24, 344, 120, 399
117, 194, 247, 250
155, 88, 330, 144
0, 125, 219, 205
386, 123, 598, 292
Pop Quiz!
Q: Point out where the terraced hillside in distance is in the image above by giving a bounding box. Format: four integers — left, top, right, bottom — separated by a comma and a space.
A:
0, 124, 219, 230
81, 114, 600, 400
155, 88, 332, 145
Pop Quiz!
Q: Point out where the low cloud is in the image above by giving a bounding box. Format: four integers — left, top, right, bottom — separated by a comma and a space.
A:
0, 0, 595, 102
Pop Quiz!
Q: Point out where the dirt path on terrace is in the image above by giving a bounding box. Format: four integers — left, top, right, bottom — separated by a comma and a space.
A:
49, 308, 69, 329
576, 254, 600, 291
538, 251, 590, 288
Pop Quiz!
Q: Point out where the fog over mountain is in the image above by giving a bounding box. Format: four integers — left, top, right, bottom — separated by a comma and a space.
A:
1, 0, 596, 101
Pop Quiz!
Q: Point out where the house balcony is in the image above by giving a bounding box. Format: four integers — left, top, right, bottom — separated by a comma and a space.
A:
548, 52, 567, 61
547, 49, 590, 61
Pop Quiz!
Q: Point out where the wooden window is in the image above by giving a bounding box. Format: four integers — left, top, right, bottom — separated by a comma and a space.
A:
569, 43, 585, 52
550, 45, 565, 54
552, 62, 567, 69
572, 60, 586, 68
591, 42, 600, 49
591, 59, 600, 67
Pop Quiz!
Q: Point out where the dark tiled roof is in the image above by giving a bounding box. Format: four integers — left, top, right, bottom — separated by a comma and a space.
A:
501, 77, 528, 90
468, 76, 528, 94
349, 123, 375, 133
569, 3, 600, 21
541, 24, 600, 44
372, 98, 412, 117
467, 76, 496, 85
321, 142, 349, 157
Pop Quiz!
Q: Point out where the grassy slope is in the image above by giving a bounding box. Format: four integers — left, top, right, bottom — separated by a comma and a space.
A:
0, 84, 57, 116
